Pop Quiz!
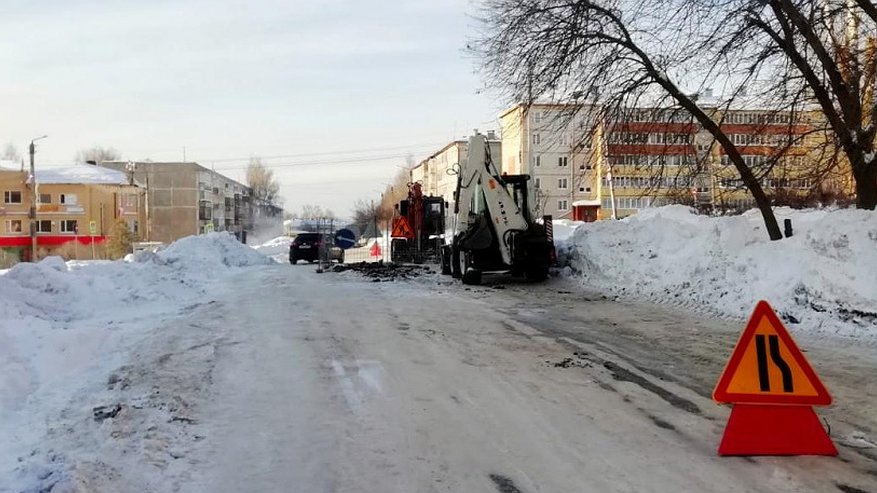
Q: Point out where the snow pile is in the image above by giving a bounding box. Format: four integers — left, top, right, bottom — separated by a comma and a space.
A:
252, 235, 294, 257
559, 206, 877, 337
0, 232, 273, 492
157, 232, 274, 270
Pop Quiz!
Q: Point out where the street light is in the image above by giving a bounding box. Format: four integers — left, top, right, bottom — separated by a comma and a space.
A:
29, 135, 47, 262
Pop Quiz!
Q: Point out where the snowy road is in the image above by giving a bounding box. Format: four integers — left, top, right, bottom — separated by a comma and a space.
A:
168, 264, 877, 492
8, 256, 876, 492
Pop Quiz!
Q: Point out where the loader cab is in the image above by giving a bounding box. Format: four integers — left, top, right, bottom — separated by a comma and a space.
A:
500, 174, 535, 223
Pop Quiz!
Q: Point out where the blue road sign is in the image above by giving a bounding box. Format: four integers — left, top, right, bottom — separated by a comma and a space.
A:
334, 228, 357, 250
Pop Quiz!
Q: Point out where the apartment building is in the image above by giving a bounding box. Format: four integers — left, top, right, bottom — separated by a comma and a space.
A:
500, 102, 853, 220
410, 133, 502, 212
0, 163, 146, 261
102, 162, 254, 243
499, 103, 601, 220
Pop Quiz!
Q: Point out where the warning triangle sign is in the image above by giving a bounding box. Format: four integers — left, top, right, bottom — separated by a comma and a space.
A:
713, 300, 831, 406
392, 217, 414, 239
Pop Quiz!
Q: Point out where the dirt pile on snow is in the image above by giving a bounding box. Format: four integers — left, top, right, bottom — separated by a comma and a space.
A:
332, 261, 434, 281
559, 206, 877, 338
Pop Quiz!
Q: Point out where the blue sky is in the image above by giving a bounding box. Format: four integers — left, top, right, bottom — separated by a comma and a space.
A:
0, 1, 504, 217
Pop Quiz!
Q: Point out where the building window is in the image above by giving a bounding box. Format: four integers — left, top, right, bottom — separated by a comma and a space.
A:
558, 156, 568, 167
579, 186, 592, 193
558, 200, 569, 211
39, 193, 51, 204
534, 155, 541, 167
534, 178, 541, 189
558, 178, 568, 189
36, 220, 52, 233
4, 191, 21, 204
533, 133, 541, 145
60, 220, 78, 233
5, 219, 22, 232
60, 193, 77, 205
122, 194, 137, 207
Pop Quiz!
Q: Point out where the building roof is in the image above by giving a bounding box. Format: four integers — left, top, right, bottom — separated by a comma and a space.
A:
35, 165, 129, 185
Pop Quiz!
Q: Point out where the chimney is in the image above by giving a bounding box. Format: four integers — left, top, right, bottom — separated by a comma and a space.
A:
487, 130, 497, 140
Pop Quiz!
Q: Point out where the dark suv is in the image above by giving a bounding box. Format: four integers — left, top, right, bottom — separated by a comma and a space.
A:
289, 233, 344, 264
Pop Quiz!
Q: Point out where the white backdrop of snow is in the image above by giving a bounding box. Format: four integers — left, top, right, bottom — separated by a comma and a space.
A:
557, 206, 877, 338
0, 232, 271, 492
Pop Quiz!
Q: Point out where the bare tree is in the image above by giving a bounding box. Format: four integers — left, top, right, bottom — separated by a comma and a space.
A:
474, 0, 790, 239
351, 199, 383, 237
726, 0, 877, 209
300, 204, 335, 220
378, 167, 413, 220
75, 146, 121, 165
246, 157, 281, 205
2, 143, 20, 162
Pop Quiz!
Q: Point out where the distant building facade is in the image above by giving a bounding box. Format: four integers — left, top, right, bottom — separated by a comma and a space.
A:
500, 104, 601, 220
102, 162, 254, 243
0, 163, 146, 261
498, 102, 853, 220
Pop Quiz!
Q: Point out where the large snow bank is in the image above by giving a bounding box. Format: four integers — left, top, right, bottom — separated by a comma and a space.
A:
559, 206, 877, 338
0, 232, 272, 492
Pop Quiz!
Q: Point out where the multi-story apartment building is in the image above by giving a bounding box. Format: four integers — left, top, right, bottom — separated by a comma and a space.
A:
410, 133, 502, 212
102, 161, 254, 243
500, 102, 853, 220
500, 103, 601, 220
0, 163, 146, 261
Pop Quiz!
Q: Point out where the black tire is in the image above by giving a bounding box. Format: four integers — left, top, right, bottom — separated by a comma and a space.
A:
451, 244, 462, 279
525, 263, 549, 282
440, 246, 452, 275
459, 250, 482, 285
290, 258, 297, 265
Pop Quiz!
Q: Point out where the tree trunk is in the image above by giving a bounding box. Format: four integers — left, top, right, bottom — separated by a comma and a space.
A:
854, 165, 877, 210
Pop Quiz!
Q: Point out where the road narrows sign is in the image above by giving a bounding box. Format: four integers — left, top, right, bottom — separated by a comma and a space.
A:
713, 300, 837, 456
713, 300, 831, 406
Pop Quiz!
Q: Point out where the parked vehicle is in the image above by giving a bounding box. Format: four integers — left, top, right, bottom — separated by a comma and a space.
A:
289, 233, 344, 264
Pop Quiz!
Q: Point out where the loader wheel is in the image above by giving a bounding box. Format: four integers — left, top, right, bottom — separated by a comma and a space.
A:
440, 246, 452, 275
451, 245, 462, 279
525, 262, 549, 282
460, 251, 482, 285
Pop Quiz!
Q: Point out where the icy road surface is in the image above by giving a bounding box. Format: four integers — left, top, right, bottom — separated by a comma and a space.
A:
13, 262, 877, 492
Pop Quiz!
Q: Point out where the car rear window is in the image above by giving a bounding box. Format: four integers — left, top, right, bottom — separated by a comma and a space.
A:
295, 233, 321, 242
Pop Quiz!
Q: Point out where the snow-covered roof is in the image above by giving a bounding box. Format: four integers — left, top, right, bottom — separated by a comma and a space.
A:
35, 165, 129, 185
0, 160, 20, 171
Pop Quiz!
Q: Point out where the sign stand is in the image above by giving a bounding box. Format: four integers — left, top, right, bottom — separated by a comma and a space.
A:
719, 404, 837, 456
713, 300, 837, 456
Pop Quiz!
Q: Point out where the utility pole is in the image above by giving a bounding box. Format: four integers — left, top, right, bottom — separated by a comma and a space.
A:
29, 135, 47, 262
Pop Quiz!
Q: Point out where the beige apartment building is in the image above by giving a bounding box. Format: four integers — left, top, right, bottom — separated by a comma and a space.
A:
0, 163, 146, 261
102, 161, 254, 244
500, 104, 602, 220
500, 102, 853, 220
410, 133, 502, 211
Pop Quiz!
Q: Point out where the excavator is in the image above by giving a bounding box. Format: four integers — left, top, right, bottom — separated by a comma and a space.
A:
390, 182, 446, 263
440, 133, 554, 285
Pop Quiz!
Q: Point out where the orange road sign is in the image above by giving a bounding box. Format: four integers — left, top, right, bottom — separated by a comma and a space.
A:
713, 300, 831, 406
392, 217, 414, 239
